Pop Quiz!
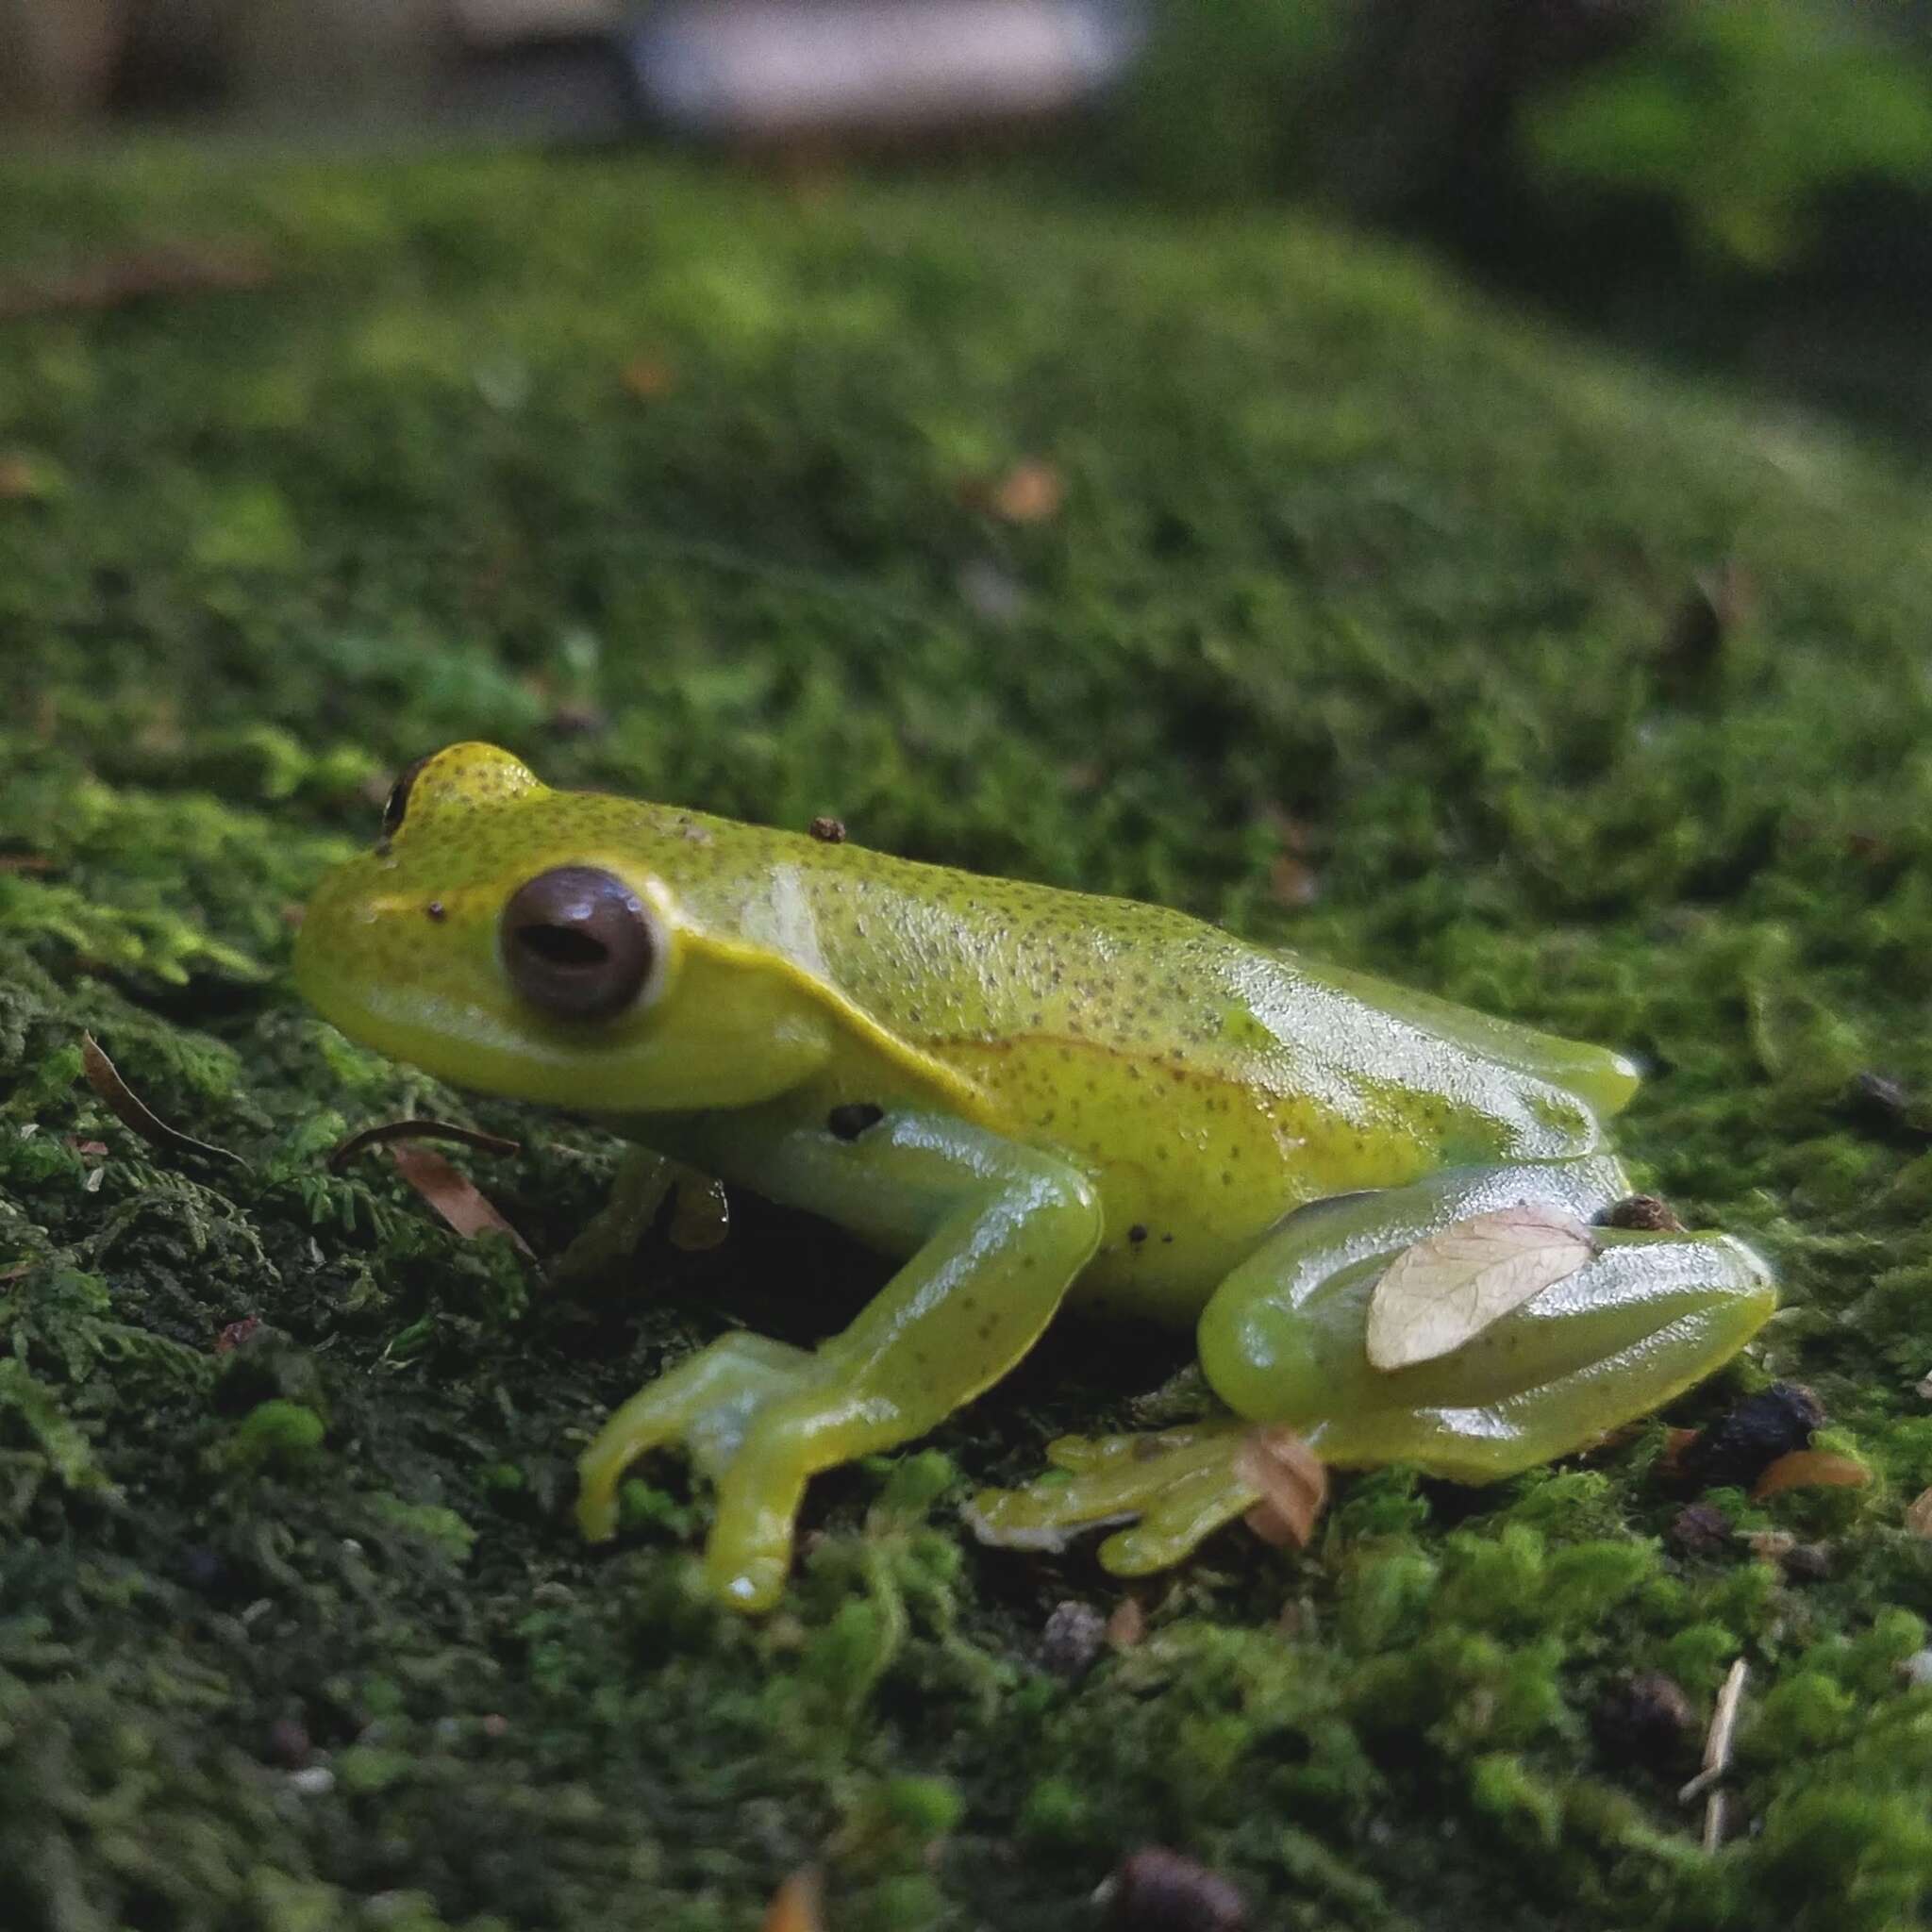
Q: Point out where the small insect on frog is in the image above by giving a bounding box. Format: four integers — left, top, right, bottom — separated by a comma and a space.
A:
296, 744, 1774, 1611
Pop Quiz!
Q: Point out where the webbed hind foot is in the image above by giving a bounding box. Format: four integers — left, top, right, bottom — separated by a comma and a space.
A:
966, 1423, 1299, 1575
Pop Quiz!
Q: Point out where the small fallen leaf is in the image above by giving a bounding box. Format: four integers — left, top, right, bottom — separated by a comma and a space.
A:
80, 1033, 247, 1171
760, 1866, 824, 1932
388, 1144, 534, 1259
327, 1117, 522, 1172
1648, 1425, 1704, 1480
988, 459, 1063, 525
215, 1316, 261, 1355
1235, 1425, 1328, 1549
1268, 851, 1321, 908
1750, 1449, 1870, 1501
1366, 1206, 1596, 1371
621, 356, 675, 400
1905, 1487, 1932, 1537
0, 242, 274, 321
1261, 810, 1320, 908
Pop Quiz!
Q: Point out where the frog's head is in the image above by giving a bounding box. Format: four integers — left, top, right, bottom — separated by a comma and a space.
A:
294, 743, 835, 1113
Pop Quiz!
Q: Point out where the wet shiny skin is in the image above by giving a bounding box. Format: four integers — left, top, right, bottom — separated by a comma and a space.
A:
296, 744, 1774, 1609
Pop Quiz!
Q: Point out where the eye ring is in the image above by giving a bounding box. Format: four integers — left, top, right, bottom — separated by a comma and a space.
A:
381, 754, 435, 841
499, 866, 663, 1023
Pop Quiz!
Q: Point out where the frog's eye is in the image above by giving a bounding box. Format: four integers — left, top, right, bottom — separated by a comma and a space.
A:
381, 755, 434, 841
500, 866, 663, 1022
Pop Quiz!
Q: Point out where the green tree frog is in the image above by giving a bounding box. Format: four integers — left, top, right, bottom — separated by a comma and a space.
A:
295, 744, 1774, 1611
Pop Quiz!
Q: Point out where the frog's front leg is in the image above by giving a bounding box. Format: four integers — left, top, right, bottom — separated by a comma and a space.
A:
552, 1146, 729, 1288
972, 1158, 1774, 1573
577, 1105, 1102, 1611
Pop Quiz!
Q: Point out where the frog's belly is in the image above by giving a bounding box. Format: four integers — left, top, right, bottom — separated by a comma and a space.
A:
940, 1037, 1449, 1324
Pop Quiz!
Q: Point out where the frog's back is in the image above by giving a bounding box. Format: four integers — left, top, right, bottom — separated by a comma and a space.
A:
643, 809, 1636, 1308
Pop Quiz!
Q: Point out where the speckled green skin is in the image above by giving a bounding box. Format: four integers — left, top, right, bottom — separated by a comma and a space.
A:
299, 744, 1643, 1311
298, 742, 1774, 1601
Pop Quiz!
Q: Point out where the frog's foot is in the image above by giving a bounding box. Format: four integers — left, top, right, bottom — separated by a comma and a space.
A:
965, 1424, 1271, 1576
553, 1149, 728, 1289
576, 1330, 819, 1551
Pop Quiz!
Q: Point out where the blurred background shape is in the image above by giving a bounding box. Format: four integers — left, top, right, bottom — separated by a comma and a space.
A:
7, 1, 1932, 433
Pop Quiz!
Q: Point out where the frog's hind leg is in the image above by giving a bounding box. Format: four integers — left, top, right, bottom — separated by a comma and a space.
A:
1298, 960, 1643, 1120
1198, 1157, 1775, 1484
965, 1424, 1274, 1576
971, 1160, 1774, 1577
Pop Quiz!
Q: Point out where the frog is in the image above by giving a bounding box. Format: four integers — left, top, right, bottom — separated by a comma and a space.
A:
294, 742, 1775, 1612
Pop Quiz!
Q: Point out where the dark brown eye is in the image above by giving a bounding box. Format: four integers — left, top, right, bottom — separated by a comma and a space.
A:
500, 866, 659, 1022
381, 755, 434, 840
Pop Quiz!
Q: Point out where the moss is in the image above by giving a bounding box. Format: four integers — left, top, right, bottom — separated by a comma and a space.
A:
4, 142, 1932, 1929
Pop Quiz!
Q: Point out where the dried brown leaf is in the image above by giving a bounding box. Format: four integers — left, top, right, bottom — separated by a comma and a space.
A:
388, 1144, 534, 1259
1905, 1487, 1932, 1537
0, 244, 274, 321
80, 1033, 247, 1171
1236, 1426, 1328, 1549
215, 1316, 261, 1356
1367, 1206, 1595, 1371
760, 1867, 824, 1932
621, 356, 675, 400
1268, 852, 1321, 908
1750, 1449, 1870, 1501
989, 459, 1063, 525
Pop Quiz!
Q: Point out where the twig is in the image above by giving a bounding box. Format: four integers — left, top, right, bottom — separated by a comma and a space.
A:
0, 244, 274, 323
1680, 1656, 1749, 1852
327, 1117, 522, 1171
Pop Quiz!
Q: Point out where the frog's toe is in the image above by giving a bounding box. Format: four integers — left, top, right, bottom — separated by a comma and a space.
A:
1094, 1457, 1263, 1575
966, 1424, 1258, 1569
575, 1332, 816, 1541
1041, 1424, 1231, 1474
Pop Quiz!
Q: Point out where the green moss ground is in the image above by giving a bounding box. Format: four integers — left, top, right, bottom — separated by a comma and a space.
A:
3, 146, 1932, 1931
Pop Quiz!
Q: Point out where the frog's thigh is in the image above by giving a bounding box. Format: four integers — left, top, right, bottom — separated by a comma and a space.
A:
1197, 1159, 1775, 1482
637, 1107, 1103, 1609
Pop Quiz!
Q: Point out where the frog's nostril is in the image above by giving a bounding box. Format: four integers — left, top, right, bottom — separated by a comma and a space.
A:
501, 866, 659, 1021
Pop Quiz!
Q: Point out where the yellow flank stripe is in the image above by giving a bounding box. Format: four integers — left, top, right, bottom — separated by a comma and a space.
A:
689, 933, 999, 1122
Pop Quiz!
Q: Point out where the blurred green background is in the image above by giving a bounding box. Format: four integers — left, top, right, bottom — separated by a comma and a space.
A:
15, 1, 1932, 434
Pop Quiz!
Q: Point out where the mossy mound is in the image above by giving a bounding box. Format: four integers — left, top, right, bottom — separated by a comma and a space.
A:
3, 148, 1931, 1932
